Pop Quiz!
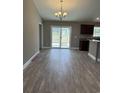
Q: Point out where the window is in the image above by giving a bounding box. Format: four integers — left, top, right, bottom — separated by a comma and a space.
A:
93, 27, 100, 37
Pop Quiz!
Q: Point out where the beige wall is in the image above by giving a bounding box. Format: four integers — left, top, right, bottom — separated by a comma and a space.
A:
43, 21, 100, 48
23, 0, 42, 64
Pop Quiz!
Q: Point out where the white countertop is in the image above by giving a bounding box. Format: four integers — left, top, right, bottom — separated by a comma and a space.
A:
89, 39, 100, 42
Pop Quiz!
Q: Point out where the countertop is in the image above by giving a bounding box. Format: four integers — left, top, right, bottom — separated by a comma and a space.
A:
79, 35, 100, 42
89, 39, 100, 43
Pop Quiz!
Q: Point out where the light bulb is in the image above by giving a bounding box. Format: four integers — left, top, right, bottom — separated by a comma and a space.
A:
54, 13, 58, 17
63, 12, 67, 16
58, 12, 62, 15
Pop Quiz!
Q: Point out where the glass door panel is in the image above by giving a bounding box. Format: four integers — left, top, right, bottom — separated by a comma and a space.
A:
61, 27, 70, 48
51, 27, 61, 48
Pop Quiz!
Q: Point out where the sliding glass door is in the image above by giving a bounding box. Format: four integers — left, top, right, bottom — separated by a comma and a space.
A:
51, 26, 71, 48
61, 27, 70, 48
51, 27, 61, 48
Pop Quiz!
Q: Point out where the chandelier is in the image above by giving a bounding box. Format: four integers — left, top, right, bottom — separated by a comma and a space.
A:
54, 0, 68, 21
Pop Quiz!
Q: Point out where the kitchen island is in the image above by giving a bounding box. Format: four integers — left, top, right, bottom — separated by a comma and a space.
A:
88, 39, 100, 62
79, 35, 100, 51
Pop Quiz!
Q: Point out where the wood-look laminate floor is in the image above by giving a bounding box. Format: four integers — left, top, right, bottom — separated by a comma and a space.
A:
24, 49, 100, 93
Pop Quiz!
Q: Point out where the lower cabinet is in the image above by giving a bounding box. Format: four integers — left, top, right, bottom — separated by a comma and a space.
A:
79, 40, 89, 51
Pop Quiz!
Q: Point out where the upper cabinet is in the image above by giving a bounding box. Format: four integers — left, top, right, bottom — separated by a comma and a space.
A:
80, 24, 94, 35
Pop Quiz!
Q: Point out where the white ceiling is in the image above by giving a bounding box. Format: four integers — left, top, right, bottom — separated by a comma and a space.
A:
33, 0, 100, 22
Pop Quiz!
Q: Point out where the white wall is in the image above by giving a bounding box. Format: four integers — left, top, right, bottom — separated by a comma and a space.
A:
23, 0, 42, 64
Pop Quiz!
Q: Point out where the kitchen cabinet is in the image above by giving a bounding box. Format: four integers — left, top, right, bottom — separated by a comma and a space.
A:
88, 40, 100, 62
79, 24, 94, 51
80, 24, 94, 35
79, 40, 89, 51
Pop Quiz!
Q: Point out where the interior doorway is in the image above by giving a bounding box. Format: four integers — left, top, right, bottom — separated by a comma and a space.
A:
51, 26, 71, 48
39, 23, 43, 50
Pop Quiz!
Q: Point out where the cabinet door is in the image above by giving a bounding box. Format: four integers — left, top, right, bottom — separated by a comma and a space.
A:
80, 24, 94, 35
79, 40, 89, 51
80, 25, 87, 34
87, 25, 94, 34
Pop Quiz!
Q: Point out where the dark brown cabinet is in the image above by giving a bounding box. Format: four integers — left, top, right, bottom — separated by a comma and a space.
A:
79, 24, 94, 51
79, 40, 89, 51
80, 24, 94, 35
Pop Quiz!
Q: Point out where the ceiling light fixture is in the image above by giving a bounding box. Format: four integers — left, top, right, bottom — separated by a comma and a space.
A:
54, 0, 68, 21
96, 17, 100, 20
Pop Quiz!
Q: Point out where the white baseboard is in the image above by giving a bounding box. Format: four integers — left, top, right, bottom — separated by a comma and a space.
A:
88, 53, 96, 60
23, 51, 40, 70
42, 47, 79, 50
70, 47, 79, 49
88, 53, 100, 62
42, 47, 51, 49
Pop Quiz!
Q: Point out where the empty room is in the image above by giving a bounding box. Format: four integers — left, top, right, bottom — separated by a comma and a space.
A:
23, 0, 100, 93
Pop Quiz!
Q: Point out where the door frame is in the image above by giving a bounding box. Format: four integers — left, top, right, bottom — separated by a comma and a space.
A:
39, 23, 43, 50
51, 26, 72, 49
